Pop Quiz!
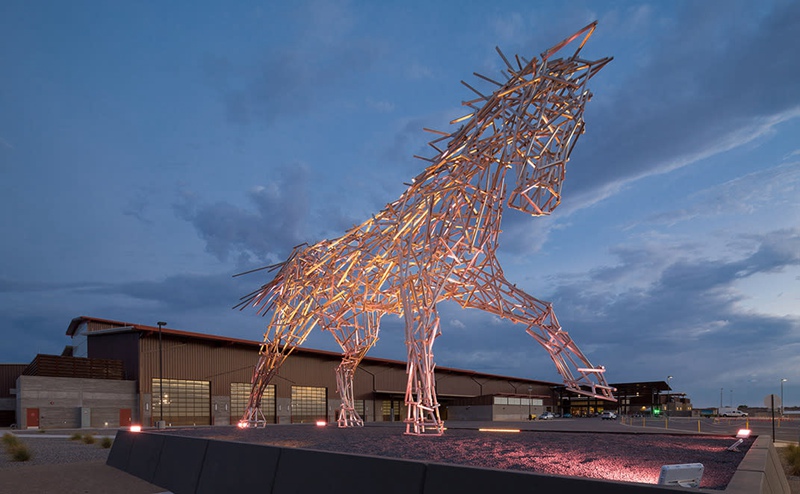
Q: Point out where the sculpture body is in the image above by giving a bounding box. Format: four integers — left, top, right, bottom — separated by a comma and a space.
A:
238, 22, 615, 435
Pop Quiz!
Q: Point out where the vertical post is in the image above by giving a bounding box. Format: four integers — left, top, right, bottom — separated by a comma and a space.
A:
666, 376, 672, 419
528, 385, 532, 420
157, 321, 167, 427
771, 394, 775, 443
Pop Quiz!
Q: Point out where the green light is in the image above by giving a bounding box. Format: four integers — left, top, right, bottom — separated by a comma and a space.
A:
652, 408, 661, 416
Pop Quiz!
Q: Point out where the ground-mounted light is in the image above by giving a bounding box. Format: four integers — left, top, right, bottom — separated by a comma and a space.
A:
315, 420, 327, 427
478, 428, 521, 433
130, 425, 142, 433
727, 429, 751, 451
237, 421, 248, 429
657, 463, 704, 488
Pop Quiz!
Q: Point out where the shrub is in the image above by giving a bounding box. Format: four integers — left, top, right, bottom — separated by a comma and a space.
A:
82, 434, 95, 445
100, 437, 113, 449
9, 443, 32, 462
1, 432, 19, 449
69, 432, 83, 441
784, 443, 800, 476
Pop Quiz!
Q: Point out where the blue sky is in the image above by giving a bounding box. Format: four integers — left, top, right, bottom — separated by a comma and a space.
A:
1, 0, 798, 409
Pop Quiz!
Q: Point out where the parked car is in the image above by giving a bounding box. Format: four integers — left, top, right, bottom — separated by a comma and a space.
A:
539, 412, 555, 420
600, 411, 617, 420
721, 410, 748, 418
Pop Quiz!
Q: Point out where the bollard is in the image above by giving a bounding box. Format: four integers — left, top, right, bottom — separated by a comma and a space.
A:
697, 420, 700, 433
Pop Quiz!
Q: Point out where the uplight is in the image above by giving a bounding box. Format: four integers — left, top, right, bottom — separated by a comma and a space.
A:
736, 429, 751, 438
237, 421, 248, 429
130, 425, 142, 432
316, 420, 327, 427
478, 428, 520, 433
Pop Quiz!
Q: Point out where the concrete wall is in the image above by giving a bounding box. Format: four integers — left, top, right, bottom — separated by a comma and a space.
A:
109, 431, 791, 494
16, 375, 136, 429
446, 405, 493, 421
493, 404, 546, 421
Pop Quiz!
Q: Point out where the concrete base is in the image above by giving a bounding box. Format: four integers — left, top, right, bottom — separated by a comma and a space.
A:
108, 430, 790, 494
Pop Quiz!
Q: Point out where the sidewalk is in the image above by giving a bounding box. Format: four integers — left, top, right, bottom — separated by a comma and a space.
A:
0, 460, 170, 494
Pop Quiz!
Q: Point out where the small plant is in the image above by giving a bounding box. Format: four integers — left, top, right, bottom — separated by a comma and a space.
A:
100, 437, 113, 449
9, 443, 32, 462
1, 432, 19, 449
784, 443, 800, 476
82, 433, 95, 445
70, 432, 83, 441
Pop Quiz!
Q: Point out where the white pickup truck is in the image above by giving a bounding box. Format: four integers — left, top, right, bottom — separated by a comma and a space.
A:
719, 407, 748, 417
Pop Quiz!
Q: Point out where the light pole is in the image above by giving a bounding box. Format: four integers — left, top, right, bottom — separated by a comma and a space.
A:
781, 378, 788, 416
730, 389, 733, 408
528, 385, 532, 420
720, 388, 723, 410
157, 321, 167, 427
666, 376, 673, 417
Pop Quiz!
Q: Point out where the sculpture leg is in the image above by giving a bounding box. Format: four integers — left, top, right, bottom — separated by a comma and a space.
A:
454, 263, 615, 401
242, 307, 320, 427
330, 311, 380, 427
401, 284, 444, 436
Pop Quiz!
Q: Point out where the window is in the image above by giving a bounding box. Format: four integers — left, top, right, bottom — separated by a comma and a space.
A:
381, 399, 402, 422
291, 386, 327, 423
231, 383, 276, 424
151, 378, 210, 426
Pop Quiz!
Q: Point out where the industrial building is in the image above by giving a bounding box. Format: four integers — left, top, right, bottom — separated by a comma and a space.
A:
1, 316, 687, 429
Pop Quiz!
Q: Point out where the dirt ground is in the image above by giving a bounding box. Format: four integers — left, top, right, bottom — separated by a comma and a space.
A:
778, 446, 800, 493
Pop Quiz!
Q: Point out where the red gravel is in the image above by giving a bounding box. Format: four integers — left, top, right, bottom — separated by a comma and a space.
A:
168, 424, 751, 490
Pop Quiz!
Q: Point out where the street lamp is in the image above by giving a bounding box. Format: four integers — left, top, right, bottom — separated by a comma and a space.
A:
528, 385, 532, 420
720, 388, 723, 410
730, 389, 733, 408
667, 376, 673, 418
157, 321, 167, 427
781, 379, 788, 416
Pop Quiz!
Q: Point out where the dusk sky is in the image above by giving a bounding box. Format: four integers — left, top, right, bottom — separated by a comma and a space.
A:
2, 1, 798, 409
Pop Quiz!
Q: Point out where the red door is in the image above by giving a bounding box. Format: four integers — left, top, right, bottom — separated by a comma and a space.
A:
26, 408, 39, 427
119, 409, 132, 426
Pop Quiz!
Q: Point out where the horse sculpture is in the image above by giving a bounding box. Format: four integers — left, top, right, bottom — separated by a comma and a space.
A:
237, 22, 615, 436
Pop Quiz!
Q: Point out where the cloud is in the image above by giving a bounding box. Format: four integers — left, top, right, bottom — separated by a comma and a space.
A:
449, 318, 466, 329
175, 164, 311, 264
545, 228, 800, 383
564, 1, 800, 211
201, 1, 383, 126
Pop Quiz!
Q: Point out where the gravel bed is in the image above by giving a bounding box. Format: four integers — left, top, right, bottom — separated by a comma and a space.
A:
169, 425, 752, 490
0, 432, 113, 469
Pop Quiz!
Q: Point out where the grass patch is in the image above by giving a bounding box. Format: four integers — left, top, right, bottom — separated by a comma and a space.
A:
69, 432, 83, 441
100, 436, 113, 449
9, 443, 32, 461
1, 432, 19, 448
2, 434, 32, 462
82, 433, 96, 445
784, 443, 800, 476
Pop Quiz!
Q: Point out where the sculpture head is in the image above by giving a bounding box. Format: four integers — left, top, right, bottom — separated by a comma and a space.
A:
493, 22, 609, 216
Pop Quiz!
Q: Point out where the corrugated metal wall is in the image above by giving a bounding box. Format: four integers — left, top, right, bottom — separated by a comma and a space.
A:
138, 335, 258, 395
0, 364, 26, 398
88, 333, 141, 381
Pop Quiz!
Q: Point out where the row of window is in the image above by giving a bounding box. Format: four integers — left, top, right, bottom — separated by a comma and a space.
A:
494, 397, 543, 406
150, 380, 328, 425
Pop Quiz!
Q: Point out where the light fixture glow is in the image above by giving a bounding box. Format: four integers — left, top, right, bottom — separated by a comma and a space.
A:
316, 420, 327, 427
130, 425, 142, 432
478, 428, 521, 433
736, 429, 751, 438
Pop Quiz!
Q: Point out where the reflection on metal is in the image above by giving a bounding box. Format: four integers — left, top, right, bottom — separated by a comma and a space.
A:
237, 22, 616, 435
